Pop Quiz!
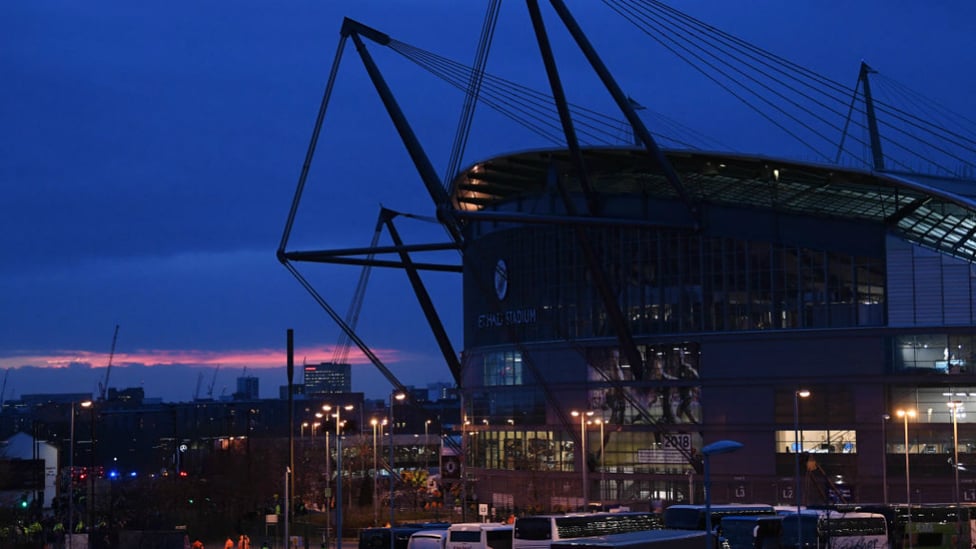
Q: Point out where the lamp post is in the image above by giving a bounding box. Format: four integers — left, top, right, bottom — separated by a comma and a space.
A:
371, 418, 379, 526
793, 390, 810, 549
390, 391, 406, 549
571, 410, 594, 511
319, 409, 330, 549
461, 418, 470, 522
881, 414, 890, 505
68, 399, 92, 549
897, 408, 916, 549
948, 401, 962, 535
792, 389, 810, 545
593, 418, 605, 505
332, 403, 353, 549
424, 420, 431, 473
703, 440, 743, 549
81, 400, 95, 549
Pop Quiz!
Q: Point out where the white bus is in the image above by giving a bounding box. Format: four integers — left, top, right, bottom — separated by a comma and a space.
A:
779, 509, 888, 549
513, 512, 663, 549
445, 523, 513, 549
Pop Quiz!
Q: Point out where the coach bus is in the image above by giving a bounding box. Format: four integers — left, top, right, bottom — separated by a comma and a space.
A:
719, 514, 783, 549
551, 530, 706, 549
895, 505, 974, 549
779, 509, 887, 549
513, 512, 663, 549
663, 504, 776, 531
445, 523, 513, 549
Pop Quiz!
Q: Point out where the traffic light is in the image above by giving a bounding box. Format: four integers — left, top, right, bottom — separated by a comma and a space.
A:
18, 493, 29, 509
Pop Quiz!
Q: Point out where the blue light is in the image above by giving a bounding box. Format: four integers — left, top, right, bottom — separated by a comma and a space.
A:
108, 470, 119, 479
129, 471, 138, 478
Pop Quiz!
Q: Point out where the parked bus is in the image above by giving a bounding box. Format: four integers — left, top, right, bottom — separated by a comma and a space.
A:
445, 523, 513, 549
361, 524, 452, 549
779, 509, 887, 549
892, 505, 974, 549
663, 504, 777, 531
551, 530, 706, 549
513, 512, 663, 549
719, 515, 783, 549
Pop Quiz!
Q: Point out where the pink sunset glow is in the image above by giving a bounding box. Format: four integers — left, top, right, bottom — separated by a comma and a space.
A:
0, 345, 406, 371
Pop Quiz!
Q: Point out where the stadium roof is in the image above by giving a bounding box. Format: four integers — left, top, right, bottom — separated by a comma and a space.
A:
450, 147, 976, 262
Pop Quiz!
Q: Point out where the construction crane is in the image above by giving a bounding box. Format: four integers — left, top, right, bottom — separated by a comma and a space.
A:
0, 368, 8, 408
98, 325, 120, 401
206, 365, 220, 399
193, 371, 205, 401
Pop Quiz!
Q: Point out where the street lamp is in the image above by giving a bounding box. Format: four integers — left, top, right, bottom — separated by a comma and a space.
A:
424, 420, 431, 473
882, 414, 890, 505
897, 408, 916, 549
793, 389, 810, 525
390, 391, 406, 549
319, 408, 330, 549
593, 418, 605, 505
571, 410, 594, 511
81, 400, 95, 549
68, 399, 92, 549
948, 401, 962, 529
330, 403, 354, 549
462, 418, 470, 522
703, 440, 744, 549
371, 418, 380, 526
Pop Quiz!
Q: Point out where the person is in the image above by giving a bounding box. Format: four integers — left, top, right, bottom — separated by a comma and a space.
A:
225, 539, 235, 549
192, 541, 204, 549
238, 534, 251, 549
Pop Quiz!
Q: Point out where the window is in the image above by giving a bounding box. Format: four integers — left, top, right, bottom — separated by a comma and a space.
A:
893, 334, 975, 374
484, 351, 523, 386
776, 429, 857, 454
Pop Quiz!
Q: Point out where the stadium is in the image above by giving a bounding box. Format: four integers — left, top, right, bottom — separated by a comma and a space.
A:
279, 2, 976, 512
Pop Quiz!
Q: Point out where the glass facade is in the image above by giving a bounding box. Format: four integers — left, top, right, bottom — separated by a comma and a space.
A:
775, 429, 858, 454
464, 426, 701, 476
584, 343, 701, 426
466, 226, 885, 348
892, 334, 976, 374
483, 351, 523, 386
460, 188, 976, 505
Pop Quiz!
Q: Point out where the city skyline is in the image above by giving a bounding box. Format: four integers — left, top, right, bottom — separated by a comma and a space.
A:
3, 2, 973, 404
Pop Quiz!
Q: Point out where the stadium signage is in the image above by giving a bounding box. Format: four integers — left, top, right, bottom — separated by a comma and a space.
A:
477, 308, 538, 328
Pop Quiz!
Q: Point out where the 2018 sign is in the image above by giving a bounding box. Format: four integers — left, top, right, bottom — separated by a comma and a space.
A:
662, 433, 692, 451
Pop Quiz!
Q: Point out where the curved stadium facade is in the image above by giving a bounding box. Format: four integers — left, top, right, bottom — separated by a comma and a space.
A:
450, 146, 976, 511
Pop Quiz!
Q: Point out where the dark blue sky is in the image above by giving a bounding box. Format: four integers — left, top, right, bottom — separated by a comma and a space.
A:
1, 1, 973, 402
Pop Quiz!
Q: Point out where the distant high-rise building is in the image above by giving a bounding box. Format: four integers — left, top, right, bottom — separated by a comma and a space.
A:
426, 382, 458, 401
236, 376, 259, 400
304, 362, 351, 395
278, 384, 306, 400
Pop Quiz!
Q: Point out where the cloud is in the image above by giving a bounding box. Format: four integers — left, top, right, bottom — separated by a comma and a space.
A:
0, 343, 429, 403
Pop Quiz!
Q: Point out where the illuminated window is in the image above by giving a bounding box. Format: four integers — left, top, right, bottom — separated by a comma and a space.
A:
484, 351, 523, 386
